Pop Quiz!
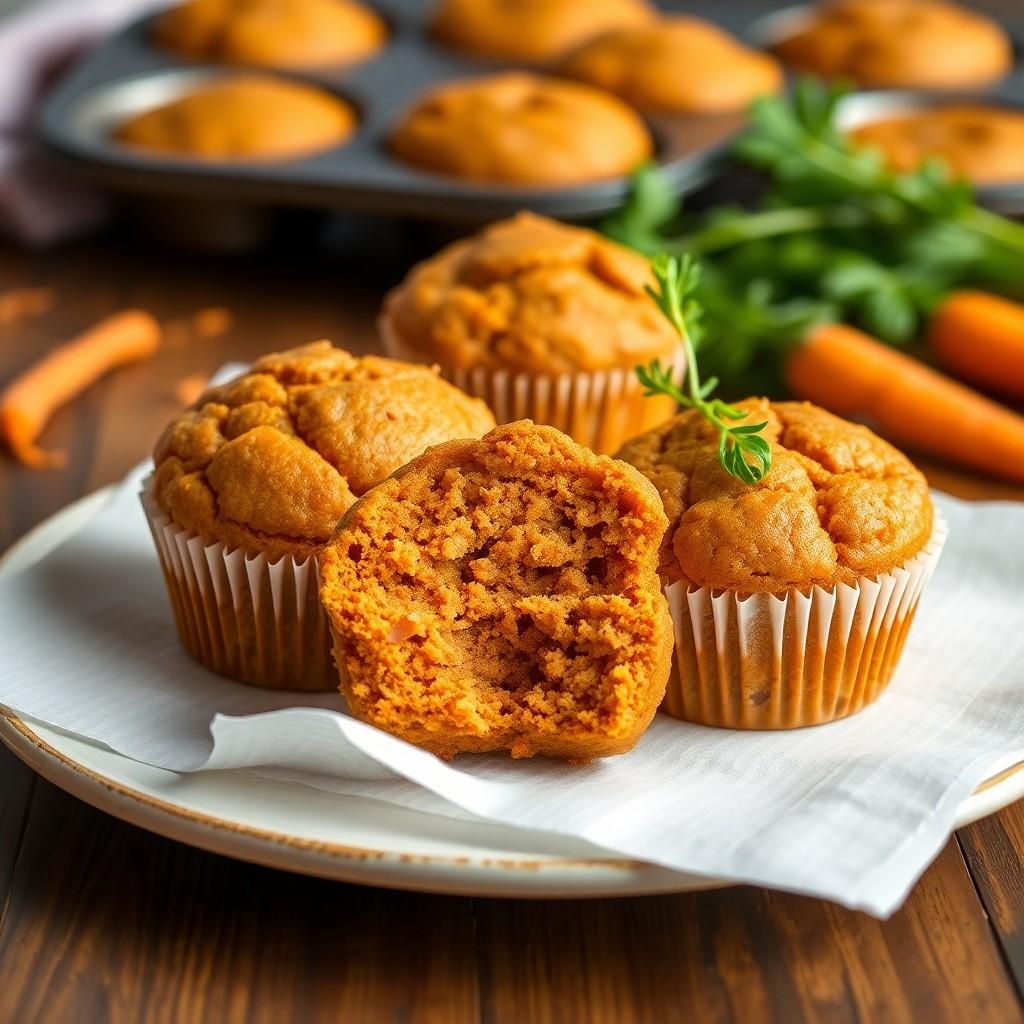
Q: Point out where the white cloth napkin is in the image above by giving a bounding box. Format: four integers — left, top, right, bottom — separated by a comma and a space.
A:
1, 460, 1022, 916
0, 0, 166, 244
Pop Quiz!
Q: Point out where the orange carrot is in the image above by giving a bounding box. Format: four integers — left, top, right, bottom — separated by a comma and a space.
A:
786, 322, 1024, 483
928, 290, 1024, 401
0, 310, 160, 469
0, 288, 54, 327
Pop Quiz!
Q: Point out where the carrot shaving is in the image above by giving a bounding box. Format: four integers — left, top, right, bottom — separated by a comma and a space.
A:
174, 373, 208, 407
192, 307, 233, 339
0, 288, 55, 327
0, 310, 161, 469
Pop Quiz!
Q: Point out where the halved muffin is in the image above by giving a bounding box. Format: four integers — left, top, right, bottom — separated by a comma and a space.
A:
320, 421, 673, 759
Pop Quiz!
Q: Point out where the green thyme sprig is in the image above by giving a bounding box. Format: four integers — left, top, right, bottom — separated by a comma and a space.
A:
637, 254, 772, 484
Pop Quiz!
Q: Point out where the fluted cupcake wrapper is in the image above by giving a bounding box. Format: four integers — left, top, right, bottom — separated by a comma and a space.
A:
663, 515, 948, 729
141, 477, 337, 692
380, 325, 686, 455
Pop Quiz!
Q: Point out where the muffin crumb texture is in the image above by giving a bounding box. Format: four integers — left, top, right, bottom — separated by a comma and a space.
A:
618, 400, 933, 591
320, 421, 673, 760
153, 341, 495, 559
383, 212, 679, 373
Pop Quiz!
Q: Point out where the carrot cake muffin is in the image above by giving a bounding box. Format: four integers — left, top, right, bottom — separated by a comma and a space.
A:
849, 104, 1024, 185
388, 73, 653, 186
379, 212, 683, 453
145, 341, 495, 690
618, 400, 943, 728
319, 420, 673, 759
772, 0, 1012, 89
154, 0, 386, 69
561, 16, 783, 114
430, 0, 655, 63
114, 76, 356, 161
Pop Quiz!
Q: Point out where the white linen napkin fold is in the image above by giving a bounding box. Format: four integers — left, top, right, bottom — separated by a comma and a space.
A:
0, 458, 1022, 916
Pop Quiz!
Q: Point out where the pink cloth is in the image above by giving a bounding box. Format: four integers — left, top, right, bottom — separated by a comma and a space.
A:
0, 0, 167, 246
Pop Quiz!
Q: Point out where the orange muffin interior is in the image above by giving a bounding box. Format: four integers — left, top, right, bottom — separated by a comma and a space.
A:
320, 422, 672, 760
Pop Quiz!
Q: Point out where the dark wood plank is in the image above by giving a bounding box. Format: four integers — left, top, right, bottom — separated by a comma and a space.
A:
0, 777, 479, 1024
474, 842, 1021, 1024
960, 802, 1024, 1001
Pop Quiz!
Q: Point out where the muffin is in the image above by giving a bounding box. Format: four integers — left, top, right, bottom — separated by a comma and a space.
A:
772, 0, 1012, 89
154, 0, 386, 69
849, 104, 1024, 185
143, 341, 495, 690
388, 73, 653, 186
618, 400, 946, 729
430, 0, 655, 63
379, 212, 684, 454
114, 76, 356, 161
561, 16, 784, 114
319, 420, 673, 759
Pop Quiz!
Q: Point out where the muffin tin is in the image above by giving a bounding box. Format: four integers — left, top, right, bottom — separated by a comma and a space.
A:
36, 1, 748, 224
37, 0, 1024, 223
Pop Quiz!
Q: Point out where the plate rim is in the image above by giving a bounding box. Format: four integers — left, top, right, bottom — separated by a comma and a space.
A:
0, 485, 1021, 896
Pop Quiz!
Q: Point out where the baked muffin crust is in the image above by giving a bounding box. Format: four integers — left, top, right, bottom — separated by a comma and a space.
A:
381, 212, 680, 374
772, 0, 1011, 89
153, 342, 496, 560
320, 421, 673, 759
389, 73, 653, 186
617, 400, 933, 591
114, 76, 356, 160
154, 0, 386, 68
430, 0, 655, 63
850, 104, 1024, 185
561, 16, 783, 114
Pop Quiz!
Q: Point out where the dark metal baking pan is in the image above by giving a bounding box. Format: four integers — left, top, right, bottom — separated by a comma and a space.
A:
36, 1, 746, 225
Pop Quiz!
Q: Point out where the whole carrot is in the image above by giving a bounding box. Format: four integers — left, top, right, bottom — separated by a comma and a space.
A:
786, 323, 1024, 484
929, 291, 1024, 402
0, 310, 161, 469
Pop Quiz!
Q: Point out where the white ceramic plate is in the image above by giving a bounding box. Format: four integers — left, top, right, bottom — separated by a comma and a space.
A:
1, 489, 1022, 898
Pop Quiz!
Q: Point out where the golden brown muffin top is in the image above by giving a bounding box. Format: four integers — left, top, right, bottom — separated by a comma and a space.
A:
154, 0, 386, 68
319, 420, 673, 759
388, 73, 653, 187
114, 76, 356, 161
381, 212, 681, 374
617, 400, 934, 591
152, 342, 496, 560
772, 0, 1012, 89
430, 0, 655, 63
850, 104, 1024, 185
561, 16, 784, 114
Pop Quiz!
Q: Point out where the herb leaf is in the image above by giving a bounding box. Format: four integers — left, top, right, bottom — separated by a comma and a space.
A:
637, 255, 773, 485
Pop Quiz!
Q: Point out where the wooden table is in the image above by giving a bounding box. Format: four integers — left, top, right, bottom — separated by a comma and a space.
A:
2, 232, 1024, 1024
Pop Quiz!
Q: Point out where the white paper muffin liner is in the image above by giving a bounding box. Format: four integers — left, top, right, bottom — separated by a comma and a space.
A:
380, 323, 686, 454
663, 515, 948, 729
141, 477, 336, 692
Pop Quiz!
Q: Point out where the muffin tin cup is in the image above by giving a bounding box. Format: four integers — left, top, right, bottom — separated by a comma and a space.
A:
662, 514, 948, 730
381, 326, 686, 455
140, 478, 338, 692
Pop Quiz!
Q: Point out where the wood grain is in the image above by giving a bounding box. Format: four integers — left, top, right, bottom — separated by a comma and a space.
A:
2, 221, 1024, 1022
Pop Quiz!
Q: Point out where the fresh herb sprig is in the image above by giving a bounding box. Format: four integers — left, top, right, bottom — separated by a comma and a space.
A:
603, 79, 1024, 387
638, 255, 772, 484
